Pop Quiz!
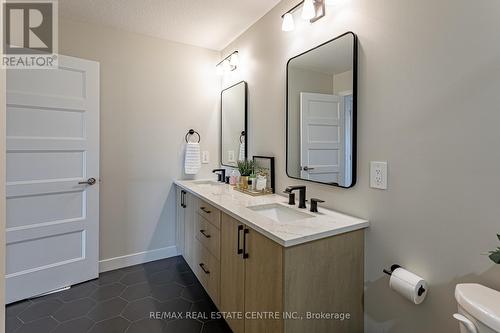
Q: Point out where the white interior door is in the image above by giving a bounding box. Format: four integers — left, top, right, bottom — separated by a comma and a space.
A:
6, 55, 100, 303
300, 92, 344, 184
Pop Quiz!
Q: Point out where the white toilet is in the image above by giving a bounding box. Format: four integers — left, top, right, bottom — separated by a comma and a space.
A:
454, 283, 500, 333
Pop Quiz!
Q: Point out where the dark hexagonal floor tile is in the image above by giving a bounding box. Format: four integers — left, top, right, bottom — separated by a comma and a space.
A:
53, 297, 96, 322
159, 297, 192, 314
174, 260, 190, 273
151, 283, 183, 302
88, 316, 130, 333
120, 269, 150, 285
121, 282, 153, 301
17, 298, 63, 322
165, 319, 203, 333
52, 317, 94, 333
87, 297, 127, 322
190, 299, 217, 322
6, 315, 22, 333
58, 282, 97, 302
143, 258, 176, 274
95, 269, 127, 286
173, 271, 196, 287
6, 299, 32, 318
122, 297, 163, 322
182, 283, 209, 302
149, 270, 176, 285
202, 319, 233, 333
127, 318, 168, 333
90, 283, 125, 301
16, 316, 59, 333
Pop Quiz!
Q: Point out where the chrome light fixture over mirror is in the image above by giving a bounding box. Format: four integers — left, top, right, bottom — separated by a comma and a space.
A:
281, 0, 325, 32
286, 32, 357, 187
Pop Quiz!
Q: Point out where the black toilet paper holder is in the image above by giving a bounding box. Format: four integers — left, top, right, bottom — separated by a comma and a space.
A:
383, 264, 426, 297
383, 264, 402, 276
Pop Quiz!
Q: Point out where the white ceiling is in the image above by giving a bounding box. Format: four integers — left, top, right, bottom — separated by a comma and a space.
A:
59, 0, 281, 51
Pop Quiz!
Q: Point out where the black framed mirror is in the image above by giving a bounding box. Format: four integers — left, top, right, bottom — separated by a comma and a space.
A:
286, 32, 357, 187
221, 81, 247, 167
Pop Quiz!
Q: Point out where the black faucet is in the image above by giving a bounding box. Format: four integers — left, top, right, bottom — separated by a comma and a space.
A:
212, 169, 226, 182
284, 185, 307, 209
310, 198, 325, 213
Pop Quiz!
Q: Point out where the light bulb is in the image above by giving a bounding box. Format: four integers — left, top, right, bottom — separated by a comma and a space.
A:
229, 52, 239, 67
281, 13, 295, 31
301, 0, 316, 20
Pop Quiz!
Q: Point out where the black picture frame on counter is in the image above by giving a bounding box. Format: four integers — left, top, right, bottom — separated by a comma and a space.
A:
252, 156, 275, 193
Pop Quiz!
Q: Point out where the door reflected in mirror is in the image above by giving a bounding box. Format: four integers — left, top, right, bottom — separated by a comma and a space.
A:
221, 81, 247, 167
286, 32, 357, 187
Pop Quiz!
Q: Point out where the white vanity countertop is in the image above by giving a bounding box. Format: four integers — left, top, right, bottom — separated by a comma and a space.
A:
175, 180, 369, 247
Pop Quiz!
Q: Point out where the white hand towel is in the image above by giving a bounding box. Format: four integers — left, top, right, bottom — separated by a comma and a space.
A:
238, 142, 246, 161
185, 142, 201, 175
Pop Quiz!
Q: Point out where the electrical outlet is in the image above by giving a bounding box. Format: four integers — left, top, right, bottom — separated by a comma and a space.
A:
370, 161, 388, 190
202, 151, 210, 164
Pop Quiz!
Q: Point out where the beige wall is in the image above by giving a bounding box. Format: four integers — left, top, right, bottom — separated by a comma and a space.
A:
59, 19, 220, 266
222, 0, 500, 331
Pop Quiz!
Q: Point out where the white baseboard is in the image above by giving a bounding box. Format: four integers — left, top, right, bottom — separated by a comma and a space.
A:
99, 245, 179, 273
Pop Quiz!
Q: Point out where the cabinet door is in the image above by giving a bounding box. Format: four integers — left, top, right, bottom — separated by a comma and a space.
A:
220, 213, 245, 333
244, 227, 283, 333
176, 188, 185, 256
183, 192, 196, 270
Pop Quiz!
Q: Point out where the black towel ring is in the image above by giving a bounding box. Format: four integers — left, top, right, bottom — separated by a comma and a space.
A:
239, 131, 245, 144
185, 129, 201, 143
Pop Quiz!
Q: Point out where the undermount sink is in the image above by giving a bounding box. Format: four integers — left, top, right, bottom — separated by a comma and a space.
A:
193, 180, 223, 185
247, 203, 315, 222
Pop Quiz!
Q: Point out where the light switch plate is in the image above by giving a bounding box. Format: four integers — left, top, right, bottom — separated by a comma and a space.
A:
370, 161, 388, 190
202, 151, 210, 164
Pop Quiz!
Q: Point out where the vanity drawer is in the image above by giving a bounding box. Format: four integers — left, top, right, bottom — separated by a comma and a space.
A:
196, 200, 221, 229
193, 238, 220, 306
195, 215, 220, 260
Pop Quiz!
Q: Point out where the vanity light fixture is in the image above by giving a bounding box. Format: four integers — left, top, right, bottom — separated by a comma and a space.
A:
281, 0, 325, 32
216, 51, 239, 76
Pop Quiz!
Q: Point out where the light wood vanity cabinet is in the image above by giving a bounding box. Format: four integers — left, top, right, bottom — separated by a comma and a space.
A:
220, 214, 283, 333
177, 188, 364, 333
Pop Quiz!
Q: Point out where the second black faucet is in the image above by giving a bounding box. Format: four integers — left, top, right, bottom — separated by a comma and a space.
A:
284, 185, 307, 209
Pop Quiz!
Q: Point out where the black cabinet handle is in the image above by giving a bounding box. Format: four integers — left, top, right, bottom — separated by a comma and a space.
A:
199, 263, 210, 274
200, 207, 211, 214
237, 225, 243, 254
181, 190, 186, 208
243, 228, 249, 259
199, 229, 211, 238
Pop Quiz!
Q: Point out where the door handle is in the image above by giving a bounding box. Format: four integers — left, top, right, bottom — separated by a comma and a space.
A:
243, 228, 249, 259
199, 229, 211, 238
199, 263, 210, 274
200, 207, 211, 214
303, 166, 315, 171
78, 177, 97, 185
237, 225, 243, 254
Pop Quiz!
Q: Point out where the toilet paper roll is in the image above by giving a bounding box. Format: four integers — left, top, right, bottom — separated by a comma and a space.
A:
389, 267, 428, 304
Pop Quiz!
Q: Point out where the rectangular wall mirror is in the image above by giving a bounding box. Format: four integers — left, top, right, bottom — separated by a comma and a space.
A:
221, 81, 247, 167
286, 32, 357, 187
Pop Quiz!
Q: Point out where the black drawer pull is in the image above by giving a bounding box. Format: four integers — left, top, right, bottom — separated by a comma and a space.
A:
181, 190, 186, 208
243, 228, 249, 259
199, 263, 210, 274
237, 225, 243, 254
200, 207, 211, 214
199, 229, 211, 238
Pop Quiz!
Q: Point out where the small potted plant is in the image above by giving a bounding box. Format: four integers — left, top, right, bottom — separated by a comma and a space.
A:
488, 234, 500, 264
237, 159, 255, 190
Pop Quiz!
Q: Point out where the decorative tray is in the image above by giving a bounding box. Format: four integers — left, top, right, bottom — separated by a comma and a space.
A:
233, 187, 273, 196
